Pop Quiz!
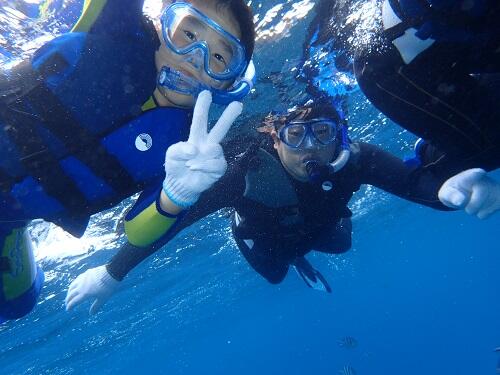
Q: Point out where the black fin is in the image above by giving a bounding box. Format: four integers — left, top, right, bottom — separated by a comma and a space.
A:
293, 256, 332, 293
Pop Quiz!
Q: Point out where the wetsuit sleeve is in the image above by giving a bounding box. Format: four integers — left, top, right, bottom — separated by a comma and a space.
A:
355, 142, 452, 210
72, 0, 146, 35
106, 157, 247, 281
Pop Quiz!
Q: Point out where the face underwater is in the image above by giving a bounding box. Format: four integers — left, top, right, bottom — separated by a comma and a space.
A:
273, 126, 337, 182
154, 0, 244, 108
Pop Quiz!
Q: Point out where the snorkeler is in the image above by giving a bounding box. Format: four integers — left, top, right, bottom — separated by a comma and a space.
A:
65, 97, 498, 314
0, 0, 255, 323
352, 0, 499, 181
299, 0, 500, 219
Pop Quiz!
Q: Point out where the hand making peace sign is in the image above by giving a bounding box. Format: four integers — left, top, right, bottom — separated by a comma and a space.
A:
163, 91, 243, 208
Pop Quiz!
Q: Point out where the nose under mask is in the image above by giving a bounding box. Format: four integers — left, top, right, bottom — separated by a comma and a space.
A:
184, 48, 204, 70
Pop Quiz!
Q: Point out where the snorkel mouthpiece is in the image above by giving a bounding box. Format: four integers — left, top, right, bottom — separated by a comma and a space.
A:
157, 66, 207, 96
157, 60, 256, 105
305, 160, 331, 183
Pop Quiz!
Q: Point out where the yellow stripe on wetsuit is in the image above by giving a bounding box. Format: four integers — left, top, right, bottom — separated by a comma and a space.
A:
71, 0, 108, 33
141, 96, 158, 111
1, 229, 37, 300
124, 202, 177, 247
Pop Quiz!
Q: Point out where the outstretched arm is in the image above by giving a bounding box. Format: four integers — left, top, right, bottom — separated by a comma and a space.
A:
65, 91, 244, 315
107, 157, 247, 283
356, 142, 451, 210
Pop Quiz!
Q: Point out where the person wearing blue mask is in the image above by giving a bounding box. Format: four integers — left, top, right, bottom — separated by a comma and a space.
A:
0, 0, 256, 324
64, 97, 499, 314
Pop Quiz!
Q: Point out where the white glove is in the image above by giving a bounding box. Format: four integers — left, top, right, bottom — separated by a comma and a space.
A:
438, 168, 500, 219
65, 265, 120, 315
163, 90, 243, 208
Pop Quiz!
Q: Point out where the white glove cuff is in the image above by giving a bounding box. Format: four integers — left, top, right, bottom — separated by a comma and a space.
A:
162, 175, 200, 209
96, 265, 120, 288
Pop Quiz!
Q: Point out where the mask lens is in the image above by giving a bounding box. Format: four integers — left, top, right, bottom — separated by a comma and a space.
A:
162, 3, 246, 80
311, 121, 336, 144
282, 124, 306, 148
168, 15, 204, 49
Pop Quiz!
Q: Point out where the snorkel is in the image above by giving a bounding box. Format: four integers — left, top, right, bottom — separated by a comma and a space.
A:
157, 60, 255, 105
305, 106, 351, 186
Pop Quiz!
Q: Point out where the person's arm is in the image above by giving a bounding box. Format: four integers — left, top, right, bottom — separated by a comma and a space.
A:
65, 91, 244, 314
107, 157, 247, 282
64, 162, 243, 315
355, 142, 451, 210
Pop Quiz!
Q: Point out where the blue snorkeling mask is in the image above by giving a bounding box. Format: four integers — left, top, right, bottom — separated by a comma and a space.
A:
272, 109, 351, 184
278, 118, 338, 149
161, 2, 247, 81
158, 2, 255, 104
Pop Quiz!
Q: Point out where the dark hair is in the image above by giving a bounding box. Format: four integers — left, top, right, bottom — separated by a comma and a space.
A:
258, 99, 342, 133
214, 0, 255, 62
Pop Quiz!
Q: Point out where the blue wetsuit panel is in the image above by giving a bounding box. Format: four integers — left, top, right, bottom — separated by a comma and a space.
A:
11, 177, 65, 219
31, 31, 157, 135
32, 33, 86, 88
102, 107, 190, 184
59, 157, 114, 202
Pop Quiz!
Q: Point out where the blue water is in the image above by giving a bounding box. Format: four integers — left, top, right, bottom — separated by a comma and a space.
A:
1, 1, 499, 374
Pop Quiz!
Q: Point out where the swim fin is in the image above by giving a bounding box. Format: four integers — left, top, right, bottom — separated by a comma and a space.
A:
292, 256, 332, 293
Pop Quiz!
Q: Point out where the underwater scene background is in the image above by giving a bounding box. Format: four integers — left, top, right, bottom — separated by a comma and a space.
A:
0, 0, 499, 374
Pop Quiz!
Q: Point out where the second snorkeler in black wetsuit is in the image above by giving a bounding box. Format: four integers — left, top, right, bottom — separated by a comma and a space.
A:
300, 0, 500, 220
353, 0, 500, 175
65, 97, 493, 313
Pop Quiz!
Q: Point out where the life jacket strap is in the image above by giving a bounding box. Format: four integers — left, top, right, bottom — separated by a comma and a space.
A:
0, 54, 138, 213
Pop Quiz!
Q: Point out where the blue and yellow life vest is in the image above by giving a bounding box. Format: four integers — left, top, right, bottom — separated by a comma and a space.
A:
0, 227, 43, 323
0, 0, 192, 237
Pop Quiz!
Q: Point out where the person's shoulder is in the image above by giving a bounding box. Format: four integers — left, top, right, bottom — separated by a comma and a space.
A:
72, 0, 145, 34
222, 135, 262, 163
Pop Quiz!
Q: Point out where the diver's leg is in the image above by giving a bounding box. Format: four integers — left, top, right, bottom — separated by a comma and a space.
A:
234, 236, 288, 284
313, 217, 352, 254
354, 41, 500, 167
0, 225, 44, 323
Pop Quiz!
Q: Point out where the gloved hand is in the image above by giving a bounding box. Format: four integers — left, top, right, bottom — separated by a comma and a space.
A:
65, 265, 120, 315
438, 168, 500, 219
163, 90, 243, 208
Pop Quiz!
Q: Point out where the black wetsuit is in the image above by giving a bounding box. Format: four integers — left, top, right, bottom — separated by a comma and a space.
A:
107, 139, 449, 284
353, 0, 500, 177
300, 0, 500, 180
